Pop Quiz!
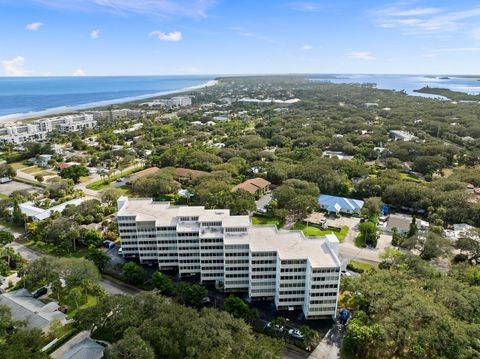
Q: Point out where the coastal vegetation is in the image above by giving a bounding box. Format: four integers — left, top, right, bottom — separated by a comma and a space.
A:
414, 86, 480, 101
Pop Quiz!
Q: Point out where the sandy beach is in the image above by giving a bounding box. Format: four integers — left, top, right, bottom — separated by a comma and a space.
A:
0, 79, 218, 124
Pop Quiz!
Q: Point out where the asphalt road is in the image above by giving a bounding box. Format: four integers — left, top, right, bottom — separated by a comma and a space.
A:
8, 240, 139, 295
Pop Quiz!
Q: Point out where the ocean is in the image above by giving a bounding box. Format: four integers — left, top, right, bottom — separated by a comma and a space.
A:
2, 74, 480, 122
311, 74, 480, 99
0, 75, 214, 120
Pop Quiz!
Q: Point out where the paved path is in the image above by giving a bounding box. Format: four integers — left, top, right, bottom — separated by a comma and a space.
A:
255, 193, 272, 211
308, 323, 345, 359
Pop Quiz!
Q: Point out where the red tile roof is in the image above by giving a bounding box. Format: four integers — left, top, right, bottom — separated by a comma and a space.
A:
131, 167, 160, 179
232, 177, 271, 194
174, 167, 207, 178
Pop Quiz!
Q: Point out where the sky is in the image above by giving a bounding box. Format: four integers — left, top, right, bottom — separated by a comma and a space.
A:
1, 0, 480, 76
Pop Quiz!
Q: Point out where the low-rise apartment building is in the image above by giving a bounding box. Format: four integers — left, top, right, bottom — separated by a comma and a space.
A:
142, 96, 192, 107
0, 114, 96, 144
117, 197, 341, 319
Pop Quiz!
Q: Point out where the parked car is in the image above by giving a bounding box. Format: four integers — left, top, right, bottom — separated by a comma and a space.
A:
118, 247, 123, 256
319, 217, 327, 224
288, 329, 304, 340
32, 287, 48, 299
265, 322, 284, 333
0, 177, 12, 184
103, 240, 116, 250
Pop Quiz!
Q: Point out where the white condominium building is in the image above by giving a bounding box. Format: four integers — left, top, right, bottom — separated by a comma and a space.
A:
143, 96, 192, 107
0, 114, 96, 144
117, 197, 341, 319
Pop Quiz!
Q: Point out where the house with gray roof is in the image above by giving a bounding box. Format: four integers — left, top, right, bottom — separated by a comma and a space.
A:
0, 288, 67, 332
60, 337, 104, 359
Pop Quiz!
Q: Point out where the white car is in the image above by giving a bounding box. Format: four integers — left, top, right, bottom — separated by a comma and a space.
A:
288, 329, 304, 339
266, 322, 284, 332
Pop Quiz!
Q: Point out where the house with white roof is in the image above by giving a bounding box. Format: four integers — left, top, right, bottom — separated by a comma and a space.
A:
19, 198, 85, 222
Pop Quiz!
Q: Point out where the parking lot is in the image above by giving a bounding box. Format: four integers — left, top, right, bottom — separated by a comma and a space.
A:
0, 180, 39, 196
307, 212, 361, 231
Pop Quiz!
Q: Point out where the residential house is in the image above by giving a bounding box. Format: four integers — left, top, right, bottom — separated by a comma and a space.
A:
384, 214, 429, 234
173, 167, 208, 181
19, 198, 85, 222
59, 337, 105, 359
389, 130, 417, 142
323, 151, 354, 161
128, 167, 160, 182
232, 177, 271, 197
318, 195, 364, 215
0, 289, 67, 332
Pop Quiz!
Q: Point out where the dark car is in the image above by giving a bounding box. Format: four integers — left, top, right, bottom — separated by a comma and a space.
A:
32, 287, 48, 299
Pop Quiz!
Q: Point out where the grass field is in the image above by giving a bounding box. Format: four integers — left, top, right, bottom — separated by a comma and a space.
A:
67, 295, 98, 319
23, 240, 89, 258
347, 260, 376, 273
86, 166, 142, 190
115, 185, 133, 196
251, 213, 283, 227
0, 220, 24, 232
10, 162, 27, 170
21, 166, 43, 174
293, 222, 349, 242
400, 173, 424, 183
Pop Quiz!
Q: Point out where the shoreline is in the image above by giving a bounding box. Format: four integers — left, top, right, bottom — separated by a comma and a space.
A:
0, 79, 218, 124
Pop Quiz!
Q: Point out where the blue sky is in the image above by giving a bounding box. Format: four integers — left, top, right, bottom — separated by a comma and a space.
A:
1, 0, 480, 76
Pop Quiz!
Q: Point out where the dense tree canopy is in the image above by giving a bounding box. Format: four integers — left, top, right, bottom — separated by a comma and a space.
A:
74, 292, 283, 359
341, 253, 480, 359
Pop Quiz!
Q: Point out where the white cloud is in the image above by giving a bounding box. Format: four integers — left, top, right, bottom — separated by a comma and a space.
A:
149, 30, 183, 41
376, 7, 442, 17
72, 68, 86, 76
424, 47, 480, 57
2, 56, 31, 76
90, 29, 100, 39
230, 27, 276, 43
471, 27, 480, 40
26, 22, 43, 31
302, 44, 314, 50
348, 51, 375, 60
372, 5, 480, 35
33, 0, 215, 18
288, 2, 322, 12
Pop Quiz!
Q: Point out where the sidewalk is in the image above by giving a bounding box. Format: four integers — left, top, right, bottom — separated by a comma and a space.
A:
308, 323, 345, 359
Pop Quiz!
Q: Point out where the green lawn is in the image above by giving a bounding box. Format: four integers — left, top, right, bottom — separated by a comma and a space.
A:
293, 222, 333, 236
23, 240, 89, 258
347, 260, 376, 273
0, 193, 8, 199
400, 173, 424, 183
10, 162, 28, 170
0, 220, 24, 232
293, 222, 349, 242
21, 166, 43, 174
251, 214, 283, 227
115, 185, 133, 196
67, 295, 97, 319
86, 166, 142, 190
36, 170, 57, 177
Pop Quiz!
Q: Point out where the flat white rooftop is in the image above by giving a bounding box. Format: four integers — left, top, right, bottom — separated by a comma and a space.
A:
118, 197, 340, 268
